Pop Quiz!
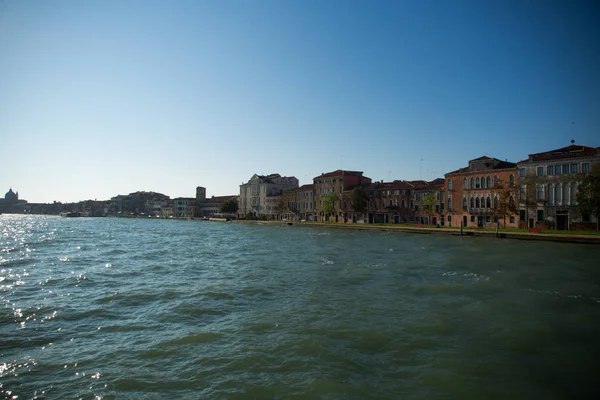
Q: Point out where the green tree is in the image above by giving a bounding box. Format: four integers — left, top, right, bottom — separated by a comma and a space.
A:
350, 186, 368, 216
422, 193, 438, 225
219, 198, 238, 214
321, 192, 338, 222
577, 175, 600, 230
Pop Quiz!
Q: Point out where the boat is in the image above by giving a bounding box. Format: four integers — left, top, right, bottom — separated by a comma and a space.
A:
60, 212, 81, 217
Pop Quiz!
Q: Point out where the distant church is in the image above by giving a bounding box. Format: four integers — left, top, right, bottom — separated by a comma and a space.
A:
0, 188, 27, 212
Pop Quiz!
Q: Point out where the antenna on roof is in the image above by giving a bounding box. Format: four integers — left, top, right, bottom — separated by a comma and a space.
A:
571, 139, 575, 144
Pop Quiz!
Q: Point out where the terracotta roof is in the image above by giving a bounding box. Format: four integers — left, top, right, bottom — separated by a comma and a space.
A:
446, 157, 517, 175
524, 144, 600, 162
296, 184, 314, 191
314, 170, 363, 179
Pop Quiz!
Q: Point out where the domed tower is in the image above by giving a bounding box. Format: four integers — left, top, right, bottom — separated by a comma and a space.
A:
5, 188, 18, 204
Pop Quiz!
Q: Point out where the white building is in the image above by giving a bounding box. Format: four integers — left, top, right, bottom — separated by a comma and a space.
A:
239, 174, 299, 218
517, 142, 600, 230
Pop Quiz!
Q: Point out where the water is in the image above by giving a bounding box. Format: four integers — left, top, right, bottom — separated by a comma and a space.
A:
1, 215, 599, 399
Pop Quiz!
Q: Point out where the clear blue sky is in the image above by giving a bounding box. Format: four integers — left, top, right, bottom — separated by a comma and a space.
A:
1, 0, 599, 203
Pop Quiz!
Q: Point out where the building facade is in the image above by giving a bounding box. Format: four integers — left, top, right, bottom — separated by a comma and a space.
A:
517, 143, 600, 230
238, 174, 299, 218
445, 156, 519, 228
413, 179, 445, 225
313, 170, 372, 222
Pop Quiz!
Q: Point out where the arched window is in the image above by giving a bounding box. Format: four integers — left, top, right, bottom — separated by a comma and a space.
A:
486, 176, 491, 188
447, 179, 452, 190
481, 176, 486, 188
470, 197, 475, 209
448, 196, 452, 210
509, 196, 515, 209
494, 175, 499, 187
463, 178, 467, 189
476, 177, 480, 188
509, 174, 515, 187
493, 196, 499, 209
475, 197, 480, 208
486, 196, 491, 208
470, 177, 475, 189
463, 197, 468, 210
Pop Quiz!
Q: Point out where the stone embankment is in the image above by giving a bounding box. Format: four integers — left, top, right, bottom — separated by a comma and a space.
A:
235, 220, 600, 245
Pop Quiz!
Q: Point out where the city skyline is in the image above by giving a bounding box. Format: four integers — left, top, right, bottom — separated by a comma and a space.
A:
2, 0, 599, 203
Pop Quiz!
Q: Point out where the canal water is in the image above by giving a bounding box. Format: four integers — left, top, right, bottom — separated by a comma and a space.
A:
1, 215, 599, 399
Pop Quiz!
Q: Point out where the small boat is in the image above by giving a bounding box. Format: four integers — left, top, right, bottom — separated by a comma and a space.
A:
60, 212, 81, 217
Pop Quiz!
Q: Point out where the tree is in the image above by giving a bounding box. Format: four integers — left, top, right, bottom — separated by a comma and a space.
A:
219, 198, 238, 214
577, 175, 600, 230
492, 180, 517, 228
422, 193, 437, 225
321, 192, 338, 222
350, 186, 368, 218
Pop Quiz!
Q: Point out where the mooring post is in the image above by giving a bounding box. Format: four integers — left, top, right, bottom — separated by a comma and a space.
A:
496, 221, 499, 238
460, 221, 463, 236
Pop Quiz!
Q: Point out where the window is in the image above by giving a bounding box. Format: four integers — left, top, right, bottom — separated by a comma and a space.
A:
486, 216, 491, 223
463, 178, 467, 189
448, 216, 452, 222
547, 165, 554, 175
447, 179, 452, 190
494, 196, 499, 209
519, 168, 525, 177
537, 210, 544, 221
486, 197, 491, 208
570, 164, 578, 174
410, 200, 414, 209
471, 216, 475, 222
494, 176, 499, 187
555, 165, 562, 175
562, 164, 569, 175
486, 176, 491, 188
519, 210, 526, 221
401, 199, 405, 208
470, 177, 475, 189
536, 185, 544, 201
476, 177, 480, 188
448, 197, 452, 210
475, 197, 480, 208
510, 216, 515, 223
509, 174, 515, 187
416, 193, 421, 201
537, 167, 544, 176
582, 163, 590, 173
463, 197, 468, 210
470, 197, 475, 209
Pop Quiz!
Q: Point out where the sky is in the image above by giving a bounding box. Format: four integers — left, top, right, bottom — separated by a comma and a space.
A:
1, 0, 599, 203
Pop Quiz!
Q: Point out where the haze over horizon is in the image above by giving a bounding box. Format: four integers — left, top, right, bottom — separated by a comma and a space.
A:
2, 0, 599, 204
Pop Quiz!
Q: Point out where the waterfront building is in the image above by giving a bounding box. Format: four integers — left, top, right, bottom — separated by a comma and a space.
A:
313, 170, 371, 222
196, 195, 238, 218
351, 180, 414, 224
516, 142, 600, 230
280, 184, 315, 221
0, 188, 28, 213
413, 178, 445, 225
238, 174, 299, 218
110, 191, 169, 215
445, 156, 519, 228
173, 197, 195, 217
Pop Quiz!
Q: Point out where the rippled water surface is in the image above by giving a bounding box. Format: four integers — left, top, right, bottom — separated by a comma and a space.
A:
1, 215, 600, 399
